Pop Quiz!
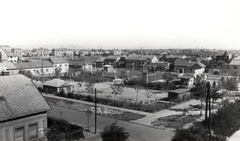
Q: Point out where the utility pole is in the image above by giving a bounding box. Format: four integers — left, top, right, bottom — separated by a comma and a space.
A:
207, 82, 212, 141
95, 88, 97, 134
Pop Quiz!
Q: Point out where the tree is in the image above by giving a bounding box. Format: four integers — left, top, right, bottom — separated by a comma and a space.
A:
101, 121, 129, 141
55, 67, 62, 78
191, 76, 207, 115
143, 88, 155, 104
225, 78, 238, 91
216, 60, 227, 69
110, 81, 124, 100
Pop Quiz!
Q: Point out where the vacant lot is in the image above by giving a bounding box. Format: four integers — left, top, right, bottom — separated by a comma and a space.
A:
69, 81, 168, 104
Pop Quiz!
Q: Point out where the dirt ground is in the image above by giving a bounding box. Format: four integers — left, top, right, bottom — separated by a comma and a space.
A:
69, 81, 168, 103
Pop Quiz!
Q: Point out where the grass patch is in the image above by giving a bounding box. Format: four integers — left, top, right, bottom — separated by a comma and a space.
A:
110, 111, 146, 122
151, 114, 201, 129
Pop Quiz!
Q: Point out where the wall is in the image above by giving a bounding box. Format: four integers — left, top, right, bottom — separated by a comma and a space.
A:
0, 113, 48, 141
229, 65, 240, 76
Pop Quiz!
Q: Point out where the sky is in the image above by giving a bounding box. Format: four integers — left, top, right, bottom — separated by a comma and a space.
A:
0, 0, 240, 50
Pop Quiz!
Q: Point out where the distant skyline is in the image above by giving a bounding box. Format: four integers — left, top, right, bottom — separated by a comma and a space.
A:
1, 0, 240, 50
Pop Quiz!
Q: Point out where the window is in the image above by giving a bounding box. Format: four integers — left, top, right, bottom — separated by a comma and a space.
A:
46, 69, 48, 72
234, 66, 237, 69
65, 64, 68, 66
60, 65, 62, 67
14, 127, 24, 141
54, 65, 57, 67
29, 123, 38, 140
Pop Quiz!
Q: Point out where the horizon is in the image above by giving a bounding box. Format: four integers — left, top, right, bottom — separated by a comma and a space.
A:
1, 0, 240, 50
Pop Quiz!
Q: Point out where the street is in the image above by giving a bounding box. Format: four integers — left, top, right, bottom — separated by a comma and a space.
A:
48, 105, 174, 141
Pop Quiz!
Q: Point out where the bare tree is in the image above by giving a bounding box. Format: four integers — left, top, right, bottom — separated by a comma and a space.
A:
143, 88, 155, 104
110, 81, 124, 100
134, 84, 142, 103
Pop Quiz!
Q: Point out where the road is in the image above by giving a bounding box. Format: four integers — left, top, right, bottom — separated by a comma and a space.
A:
48, 105, 174, 141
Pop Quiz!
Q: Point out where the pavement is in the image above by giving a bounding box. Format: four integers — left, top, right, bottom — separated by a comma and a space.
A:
133, 99, 200, 125
49, 105, 174, 141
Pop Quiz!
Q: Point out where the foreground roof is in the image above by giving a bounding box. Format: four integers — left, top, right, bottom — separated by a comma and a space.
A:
0, 75, 51, 122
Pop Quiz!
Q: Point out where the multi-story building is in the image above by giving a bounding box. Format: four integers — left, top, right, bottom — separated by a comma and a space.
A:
137, 55, 158, 70
50, 58, 69, 76
52, 48, 74, 57
104, 56, 120, 68
11, 48, 22, 57
0, 75, 51, 141
125, 55, 141, 70
33, 48, 51, 56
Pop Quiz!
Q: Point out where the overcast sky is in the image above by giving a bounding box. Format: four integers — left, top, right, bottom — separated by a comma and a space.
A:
0, 0, 240, 50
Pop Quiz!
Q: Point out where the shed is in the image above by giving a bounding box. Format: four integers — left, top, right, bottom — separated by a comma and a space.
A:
168, 88, 191, 103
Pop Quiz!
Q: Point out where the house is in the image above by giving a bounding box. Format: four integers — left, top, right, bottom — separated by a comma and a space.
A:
33, 48, 50, 56
216, 51, 232, 63
168, 88, 191, 103
67, 58, 85, 76
228, 58, 240, 76
103, 65, 114, 72
0, 62, 18, 76
0, 75, 51, 141
50, 58, 69, 76
174, 73, 195, 88
104, 56, 120, 68
14, 61, 55, 76
125, 55, 141, 70
0, 46, 18, 63
11, 48, 22, 57
43, 79, 74, 94
174, 59, 205, 77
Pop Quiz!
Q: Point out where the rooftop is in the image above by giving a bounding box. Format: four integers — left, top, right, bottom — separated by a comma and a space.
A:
229, 58, 240, 66
50, 58, 68, 64
43, 79, 72, 87
0, 75, 51, 122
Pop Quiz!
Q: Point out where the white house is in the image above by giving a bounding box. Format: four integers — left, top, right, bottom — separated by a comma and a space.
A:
50, 58, 69, 76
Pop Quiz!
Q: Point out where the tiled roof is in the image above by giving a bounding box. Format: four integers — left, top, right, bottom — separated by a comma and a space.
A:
174, 60, 205, 68
0, 75, 51, 122
138, 55, 155, 61
3, 50, 16, 57
43, 79, 72, 87
83, 56, 101, 65
68, 60, 85, 66
174, 60, 190, 66
14, 61, 53, 69
50, 58, 68, 64
126, 55, 141, 60
229, 58, 240, 66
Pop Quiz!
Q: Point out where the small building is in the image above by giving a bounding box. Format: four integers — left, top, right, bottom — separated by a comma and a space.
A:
95, 57, 105, 68
0, 75, 51, 141
168, 88, 191, 103
103, 65, 114, 72
43, 79, 74, 94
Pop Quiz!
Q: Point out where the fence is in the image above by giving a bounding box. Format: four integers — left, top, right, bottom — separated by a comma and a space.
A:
47, 129, 84, 141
